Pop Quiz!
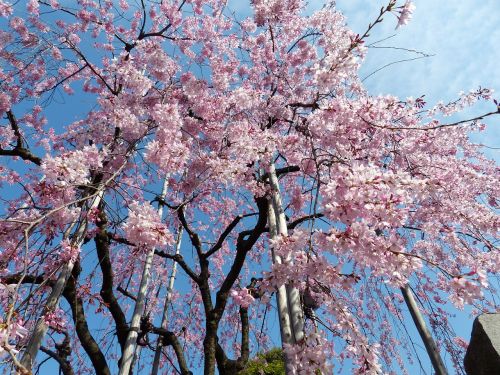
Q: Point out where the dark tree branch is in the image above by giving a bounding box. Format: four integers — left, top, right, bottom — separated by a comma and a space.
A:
177, 205, 203, 257
0, 111, 42, 165
40, 334, 74, 375
106, 229, 200, 283
149, 327, 192, 375
238, 212, 325, 238
214, 196, 268, 318
116, 286, 136, 301
238, 307, 250, 365
68, 45, 116, 95
94, 210, 128, 352
215, 307, 250, 374
288, 213, 325, 230
40, 347, 74, 375
62, 262, 111, 375
259, 165, 300, 182
154, 250, 200, 283
0, 274, 48, 285
204, 213, 259, 259
106, 232, 135, 246
360, 109, 499, 132
204, 215, 244, 258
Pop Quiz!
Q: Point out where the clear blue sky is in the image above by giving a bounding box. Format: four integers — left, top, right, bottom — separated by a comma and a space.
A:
335, 0, 500, 160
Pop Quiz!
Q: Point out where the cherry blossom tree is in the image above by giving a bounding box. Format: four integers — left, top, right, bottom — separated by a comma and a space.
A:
0, 0, 498, 374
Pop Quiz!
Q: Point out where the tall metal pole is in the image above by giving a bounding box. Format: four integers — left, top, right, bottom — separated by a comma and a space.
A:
401, 284, 448, 375
266, 162, 306, 374
268, 163, 305, 343
21, 192, 104, 370
150, 227, 183, 375
119, 179, 169, 375
268, 202, 294, 375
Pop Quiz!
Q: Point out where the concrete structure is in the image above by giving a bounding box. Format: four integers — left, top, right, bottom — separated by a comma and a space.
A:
464, 314, 500, 374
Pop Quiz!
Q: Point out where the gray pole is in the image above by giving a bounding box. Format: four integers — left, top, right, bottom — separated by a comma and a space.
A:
401, 284, 448, 375
268, 163, 305, 343
21, 192, 104, 370
268, 201, 294, 375
119, 179, 169, 375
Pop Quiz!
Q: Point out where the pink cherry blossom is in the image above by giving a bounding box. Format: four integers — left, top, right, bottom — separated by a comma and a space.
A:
123, 201, 173, 249
396, 1, 416, 28
230, 288, 255, 308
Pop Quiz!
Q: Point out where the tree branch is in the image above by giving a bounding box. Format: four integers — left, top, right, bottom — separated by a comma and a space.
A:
259, 165, 300, 182
215, 307, 249, 374
204, 215, 246, 258
214, 196, 268, 318
154, 250, 200, 283
0, 111, 42, 165
40, 345, 74, 375
150, 327, 192, 375
94, 210, 128, 352
62, 262, 111, 375
177, 206, 203, 257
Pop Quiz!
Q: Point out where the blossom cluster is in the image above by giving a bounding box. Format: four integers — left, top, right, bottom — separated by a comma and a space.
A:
41, 145, 105, 188
323, 163, 426, 229
230, 288, 255, 308
0, 319, 28, 358
43, 307, 67, 332
395, 1, 416, 29
283, 333, 333, 375
123, 201, 173, 249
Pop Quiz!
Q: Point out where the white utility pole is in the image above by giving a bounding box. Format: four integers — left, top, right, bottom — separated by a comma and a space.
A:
21, 192, 104, 370
267, 162, 306, 374
268, 163, 305, 342
118, 179, 169, 375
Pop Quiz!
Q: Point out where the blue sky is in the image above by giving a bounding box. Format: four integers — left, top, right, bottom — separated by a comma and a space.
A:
334, 0, 500, 160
